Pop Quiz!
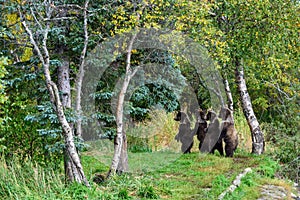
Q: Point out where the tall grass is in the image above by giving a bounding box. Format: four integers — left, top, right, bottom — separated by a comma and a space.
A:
127, 109, 180, 152
234, 109, 253, 152
0, 158, 105, 199
0, 158, 65, 199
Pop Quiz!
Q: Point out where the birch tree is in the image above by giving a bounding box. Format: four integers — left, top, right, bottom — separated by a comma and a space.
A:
75, 0, 89, 139
18, 0, 89, 185
211, 0, 299, 154
105, 2, 151, 176
235, 60, 264, 154
108, 32, 139, 176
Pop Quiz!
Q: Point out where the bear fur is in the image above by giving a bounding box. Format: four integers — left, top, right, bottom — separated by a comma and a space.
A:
195, 109, 208, 151
174, 111, 194, 153
205, 110, 224, 156
219, 107, 238, 157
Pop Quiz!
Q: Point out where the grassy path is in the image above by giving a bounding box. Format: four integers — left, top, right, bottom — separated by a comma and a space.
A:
0, 149, 296, 199
82, 149, 296, 199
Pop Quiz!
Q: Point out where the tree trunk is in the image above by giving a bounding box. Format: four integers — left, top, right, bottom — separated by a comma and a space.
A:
117, 134, 128, 172
108, 69, 132, 177
108, 32, 138, 177
20, 6, 90, 186
58, 58, 71, 108
51, 81, 90, 186
75, 0, 89, 139
222, 75, 235, 123
223, 77, 234, 112
58, 56, 75, 183
235, 60, 264, 154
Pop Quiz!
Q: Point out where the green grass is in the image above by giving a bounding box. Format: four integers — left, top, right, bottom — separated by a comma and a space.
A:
0, 150, 294, 199
80, 147, 293, 199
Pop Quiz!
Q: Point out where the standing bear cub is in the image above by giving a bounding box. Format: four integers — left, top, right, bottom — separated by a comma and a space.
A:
198, 107, 238, 157
218, 107, 239, 157
205, 110, 224, 156
195, 109, 208, 151
174, 111, 194, 153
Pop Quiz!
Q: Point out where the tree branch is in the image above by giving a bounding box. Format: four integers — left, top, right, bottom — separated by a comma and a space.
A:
75, 0, 89, 138
19, 7, 45, 67
30, 7, 43, 30
264, 80, 295, 101
44, 16, 76, 21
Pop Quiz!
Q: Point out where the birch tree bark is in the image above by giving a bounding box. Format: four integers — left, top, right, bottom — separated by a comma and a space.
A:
235, 60, 264, 154
75, 0, 89, 139
223, 76, 234, 112
57, 53, 75, 182
108, 32, 139, 177
19, 1, 89, 186
222, 73, 235, 124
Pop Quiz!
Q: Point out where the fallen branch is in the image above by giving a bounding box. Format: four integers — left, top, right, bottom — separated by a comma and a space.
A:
218, 168, 252, 200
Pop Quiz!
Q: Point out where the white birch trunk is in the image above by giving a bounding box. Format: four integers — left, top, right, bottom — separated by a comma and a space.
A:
75, 0, 89, 139
109, 75, 130, 175
224, 78, 234, 112
108, 32, 138, 177
19, 3, 90, 186
235, 61, 264, 154
223, 76, 235, 124
51, 82, 90, 186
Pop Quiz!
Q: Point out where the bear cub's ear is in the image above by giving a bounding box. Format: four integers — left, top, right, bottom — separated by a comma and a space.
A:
174, 111, 181, 121
219, 107, 231, 120
206, 110, 217, 121
199, 109, 207, 120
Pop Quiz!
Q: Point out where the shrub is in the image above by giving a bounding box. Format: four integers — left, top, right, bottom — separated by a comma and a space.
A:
262, 121, 300, 183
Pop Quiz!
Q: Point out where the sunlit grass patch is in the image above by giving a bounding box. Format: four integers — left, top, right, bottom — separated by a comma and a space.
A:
126, 109, 180, 152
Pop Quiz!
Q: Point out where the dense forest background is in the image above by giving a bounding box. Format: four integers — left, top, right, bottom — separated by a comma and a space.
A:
0, 0, 299, 199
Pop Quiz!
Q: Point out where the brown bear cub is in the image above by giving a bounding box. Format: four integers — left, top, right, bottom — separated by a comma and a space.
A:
174, 107, 238, 157
195, 109, 208, 151
174, 111, 194, 153
219, 107, 239, 157
205, 110, 224, 156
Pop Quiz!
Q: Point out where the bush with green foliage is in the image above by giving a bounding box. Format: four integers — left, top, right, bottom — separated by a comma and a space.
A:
0, 57, 8, 153
0, 63, 85, 167
263, 120, 300, 183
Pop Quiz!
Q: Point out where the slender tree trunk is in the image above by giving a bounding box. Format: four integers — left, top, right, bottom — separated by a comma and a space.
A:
235, 59, 264, 154
117, 134, 128, 172
109, 75, 130, 176
108, 32, 138, 177
58, 55, 75, 183
221, 64, 234, 112
222, 74, 235, 123
75, 0, 89, 139
223, 77, 234, 112
51, 81, 90, 186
